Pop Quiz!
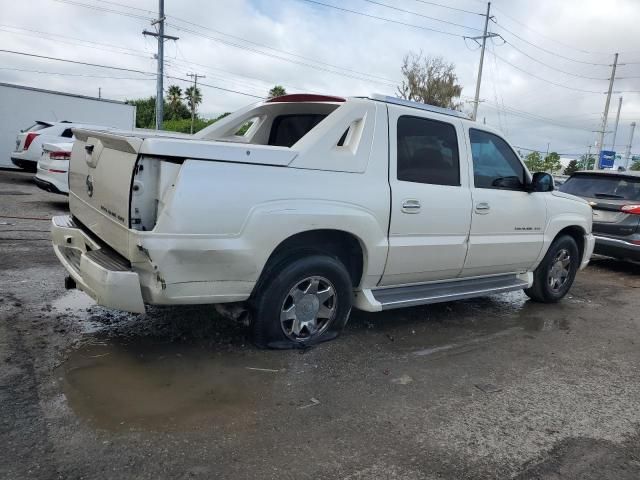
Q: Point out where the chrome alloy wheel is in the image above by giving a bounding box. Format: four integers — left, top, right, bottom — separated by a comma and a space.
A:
280, 276, 337, 341
548, 248, 571, 293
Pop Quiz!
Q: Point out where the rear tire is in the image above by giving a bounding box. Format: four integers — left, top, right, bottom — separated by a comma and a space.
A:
251, 254, 353, 349
525, 235, 579, 303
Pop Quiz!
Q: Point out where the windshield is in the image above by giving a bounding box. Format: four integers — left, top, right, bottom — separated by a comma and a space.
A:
560, 174, 640, 201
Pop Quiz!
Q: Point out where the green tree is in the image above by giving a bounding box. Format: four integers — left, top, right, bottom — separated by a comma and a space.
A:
185, 86, 203, 118
563, 159, 579, 176
544, 152, 562, 174
579, 153, 596, 170
126, 96, 168, 128
524, 151, 544, 172
268, 85, 287, 99
165, 85, 190, 120
397, 52, 463, 110
631, 159, 640, 171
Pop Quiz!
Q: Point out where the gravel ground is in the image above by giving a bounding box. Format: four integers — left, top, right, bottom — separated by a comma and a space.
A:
1, 169, 640, 479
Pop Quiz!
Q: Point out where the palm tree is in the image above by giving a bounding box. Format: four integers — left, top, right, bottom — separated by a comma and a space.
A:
165, 85, 183, 120
268, 85, 287, 99
185, 86, 202, 115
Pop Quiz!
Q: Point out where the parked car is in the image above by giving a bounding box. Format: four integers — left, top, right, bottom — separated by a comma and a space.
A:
51, 94, 594, 348
560, 170, 640, 261
34, 142, 73, 195
11, 121, 109, 172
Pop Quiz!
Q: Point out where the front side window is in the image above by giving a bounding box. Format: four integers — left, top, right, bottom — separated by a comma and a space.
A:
397, 116, 460, 186
469, 129, 526, 190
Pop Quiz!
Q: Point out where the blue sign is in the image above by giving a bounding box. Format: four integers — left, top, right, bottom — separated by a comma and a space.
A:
599, 150, 616, 169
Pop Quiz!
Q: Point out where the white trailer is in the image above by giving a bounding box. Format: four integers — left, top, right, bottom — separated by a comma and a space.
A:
0, 82, 136, 168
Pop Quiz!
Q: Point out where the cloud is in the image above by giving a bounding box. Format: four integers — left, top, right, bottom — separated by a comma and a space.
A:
0, 0, 639, 156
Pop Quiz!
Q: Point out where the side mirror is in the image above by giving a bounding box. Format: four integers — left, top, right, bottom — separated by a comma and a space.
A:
529, 172, 554, 192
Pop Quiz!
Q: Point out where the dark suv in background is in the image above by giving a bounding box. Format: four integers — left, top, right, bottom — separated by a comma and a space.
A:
560, 170, 640, 261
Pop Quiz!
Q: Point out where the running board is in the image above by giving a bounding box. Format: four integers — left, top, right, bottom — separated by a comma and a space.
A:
371, 274, 530, 310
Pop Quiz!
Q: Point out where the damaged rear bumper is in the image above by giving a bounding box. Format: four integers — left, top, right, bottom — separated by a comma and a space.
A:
51, 215, 145, 313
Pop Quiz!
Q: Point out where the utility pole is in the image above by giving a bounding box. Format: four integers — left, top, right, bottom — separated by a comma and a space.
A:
624, 122, 636, 170
596, 52, 619, 168
611, 96, 623, 151
143, 0, 178, 130
470, 2, 499, 121
98, 87, 101, 99
187, 73, 205, 134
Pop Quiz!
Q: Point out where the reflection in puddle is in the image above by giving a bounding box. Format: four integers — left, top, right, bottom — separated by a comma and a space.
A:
523, 316, 571, 332
58, 340, 287, 432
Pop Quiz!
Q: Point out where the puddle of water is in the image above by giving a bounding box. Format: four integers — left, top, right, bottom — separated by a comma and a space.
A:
58, 340, 288, 432
52, 290, 95, 312
523, 316, 571, 332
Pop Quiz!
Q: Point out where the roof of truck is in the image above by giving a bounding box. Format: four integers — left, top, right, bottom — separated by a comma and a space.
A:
265, 93, 469, 120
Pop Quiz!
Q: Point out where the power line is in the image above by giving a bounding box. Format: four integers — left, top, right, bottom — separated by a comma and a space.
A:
0, 49, 263, 98
53, 0, 152, 21
491, 6, 613, 57
500, 39, 611, 81
166, 22, 398, 86
481, 101, 596, 131
295, 0, 465, 37
491, 19, 612, 66
0, 66, 156, 80
56, 0, 400, 85
489, 50, 604, 94
406, 0, 482, 16
164, 18, 397, 84
361, 0, 483, 32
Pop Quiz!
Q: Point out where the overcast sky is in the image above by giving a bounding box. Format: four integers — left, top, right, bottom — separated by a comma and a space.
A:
1, 0, 639, 157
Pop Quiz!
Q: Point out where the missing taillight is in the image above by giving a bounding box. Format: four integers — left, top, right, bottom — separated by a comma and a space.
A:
621, 205, 640, 215
23, 132, 39, 150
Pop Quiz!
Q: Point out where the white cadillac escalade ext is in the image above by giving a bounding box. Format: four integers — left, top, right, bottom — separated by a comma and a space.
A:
52, 94, 595, 348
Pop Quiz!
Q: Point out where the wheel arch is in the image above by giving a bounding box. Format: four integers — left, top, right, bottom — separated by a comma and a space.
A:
252, 229, 367, 298
555, 225, 587, 260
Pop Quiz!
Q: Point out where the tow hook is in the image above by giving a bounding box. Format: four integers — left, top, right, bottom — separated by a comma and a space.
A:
64, 276, 77, 290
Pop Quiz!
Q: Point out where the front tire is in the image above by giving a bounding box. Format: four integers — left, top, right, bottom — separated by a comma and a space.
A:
251, 255, 353, 349
525, 235, 579, 303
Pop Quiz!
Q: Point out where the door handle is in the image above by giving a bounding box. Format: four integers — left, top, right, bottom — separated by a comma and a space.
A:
475, 202, 491, 214
402, 199, 421, 214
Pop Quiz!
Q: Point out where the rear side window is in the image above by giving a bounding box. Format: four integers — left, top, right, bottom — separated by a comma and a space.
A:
268, 114, 327, 147
396, 116, 460, 186
560, 175, 640, 200
469, 129, 526, 190
61, 129, 74, 138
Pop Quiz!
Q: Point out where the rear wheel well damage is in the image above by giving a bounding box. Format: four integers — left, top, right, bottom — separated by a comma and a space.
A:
252, 229, 365, 298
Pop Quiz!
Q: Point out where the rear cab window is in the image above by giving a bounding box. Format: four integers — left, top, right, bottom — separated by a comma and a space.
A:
469, 129, 526, 190
560, 174, 640, 201
396, 116, 460, 186
268, 114, 327, 147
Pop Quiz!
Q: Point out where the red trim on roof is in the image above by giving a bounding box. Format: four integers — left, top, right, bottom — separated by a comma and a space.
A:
266, 94, 346, 103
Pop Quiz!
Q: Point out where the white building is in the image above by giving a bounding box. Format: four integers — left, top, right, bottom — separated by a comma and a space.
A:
0, 82, 136, 168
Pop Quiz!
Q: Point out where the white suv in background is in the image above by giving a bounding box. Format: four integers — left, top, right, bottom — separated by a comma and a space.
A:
11, 121, 110, 172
